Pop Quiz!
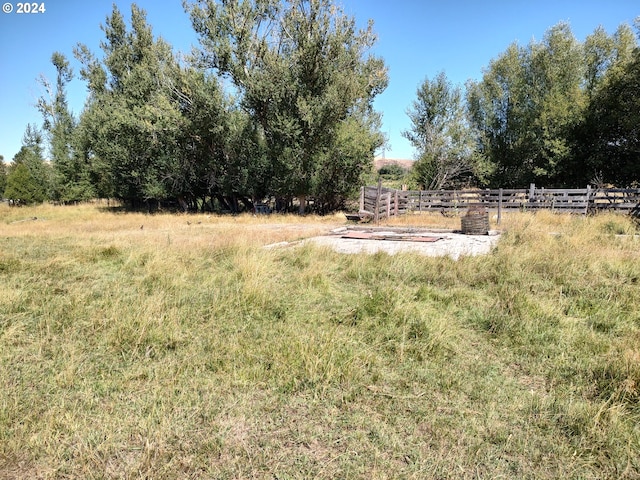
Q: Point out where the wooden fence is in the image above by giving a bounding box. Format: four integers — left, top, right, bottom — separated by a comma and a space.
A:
359, 183, 640, 222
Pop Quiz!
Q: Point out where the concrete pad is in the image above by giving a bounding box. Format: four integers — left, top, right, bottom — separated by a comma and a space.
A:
306, 228, 501, 260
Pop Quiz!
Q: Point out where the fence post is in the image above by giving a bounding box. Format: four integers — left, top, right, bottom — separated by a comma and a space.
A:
374, 178, 382, 224
585, 185, 591, 215
528, 183, 536, 204
394, 189, 399, 216
419, 190, 423, 212
498, 188, 503, 225
387, 192, 391, 219
359, 186, 364, 213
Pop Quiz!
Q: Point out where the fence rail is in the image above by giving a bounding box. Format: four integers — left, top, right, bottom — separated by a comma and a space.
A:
359, 183, 640, 221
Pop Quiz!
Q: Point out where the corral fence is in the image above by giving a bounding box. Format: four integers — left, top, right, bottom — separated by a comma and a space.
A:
359, 183, 640, 223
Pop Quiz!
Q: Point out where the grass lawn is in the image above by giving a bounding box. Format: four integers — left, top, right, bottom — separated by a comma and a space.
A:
1, 203, 639, 478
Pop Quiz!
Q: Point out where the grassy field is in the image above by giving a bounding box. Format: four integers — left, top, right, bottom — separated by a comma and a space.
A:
1, 203, 639, 479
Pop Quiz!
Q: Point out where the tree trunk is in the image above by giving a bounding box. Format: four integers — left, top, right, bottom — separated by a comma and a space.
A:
215, 194, 232, 212
298, 194, 306, 215
239, 196, 254, 211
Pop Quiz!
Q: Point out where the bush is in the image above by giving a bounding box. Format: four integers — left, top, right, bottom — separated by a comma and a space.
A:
378, 163, 408, 178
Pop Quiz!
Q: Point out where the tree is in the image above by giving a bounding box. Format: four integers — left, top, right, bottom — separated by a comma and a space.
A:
38, 52, 95, 202
170, 66, 256, 212
583, 27, 617, 99
75, 4, 187, 206
5, 164, 43, 204
526, 23, 585, 183
185, 0, 388, 212
312, 113, 385, 211
467, 21, 640, 187
5, 125, 51, 204
0, 156, 6, 198
466, 43, 531, 186
220, 108, 270, 210
577, 38, 640, 186
468, 23, 586, 186
404, 72, 482, 190
567, 23, 639, 186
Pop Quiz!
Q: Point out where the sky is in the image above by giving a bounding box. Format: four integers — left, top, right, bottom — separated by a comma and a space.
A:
0, 0, 638, 164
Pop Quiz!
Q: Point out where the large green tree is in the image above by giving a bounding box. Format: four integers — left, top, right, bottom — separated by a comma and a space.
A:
185, 0, 388, 212
75, 4, 187, 206
526, 23, 585, 183
569, 23, 639, 186
467, 23, 585, 186
577, 32, 640, 186
467, 21, 640, 187
404, 72, 483, 190
169, 66, 262, 212
312, 113, 385, 211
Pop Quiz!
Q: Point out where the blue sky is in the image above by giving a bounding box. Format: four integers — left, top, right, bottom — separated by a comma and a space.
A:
0, 1, 638, 164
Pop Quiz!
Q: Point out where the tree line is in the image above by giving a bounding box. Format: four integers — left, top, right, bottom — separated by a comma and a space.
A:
2, 0, 386, 212
406, 20, 640, 190
1, 4, 639, 209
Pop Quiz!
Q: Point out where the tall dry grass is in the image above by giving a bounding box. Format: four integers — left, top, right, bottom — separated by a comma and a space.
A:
1, 203, 639, 478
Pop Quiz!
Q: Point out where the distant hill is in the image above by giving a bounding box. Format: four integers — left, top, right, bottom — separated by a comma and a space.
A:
373, 158, 414, 171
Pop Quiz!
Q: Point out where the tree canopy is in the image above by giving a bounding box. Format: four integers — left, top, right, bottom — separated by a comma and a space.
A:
404, 72, 485, 190
574, 26, 640, 186
7, 7, 640, 208
466, 21, 639, 187
74, 5, 187, 206
20, 0, 386, 212
185, 0, 388, 211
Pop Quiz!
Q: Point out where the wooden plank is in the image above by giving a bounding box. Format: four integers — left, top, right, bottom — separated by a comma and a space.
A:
341, 232, 442, 242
